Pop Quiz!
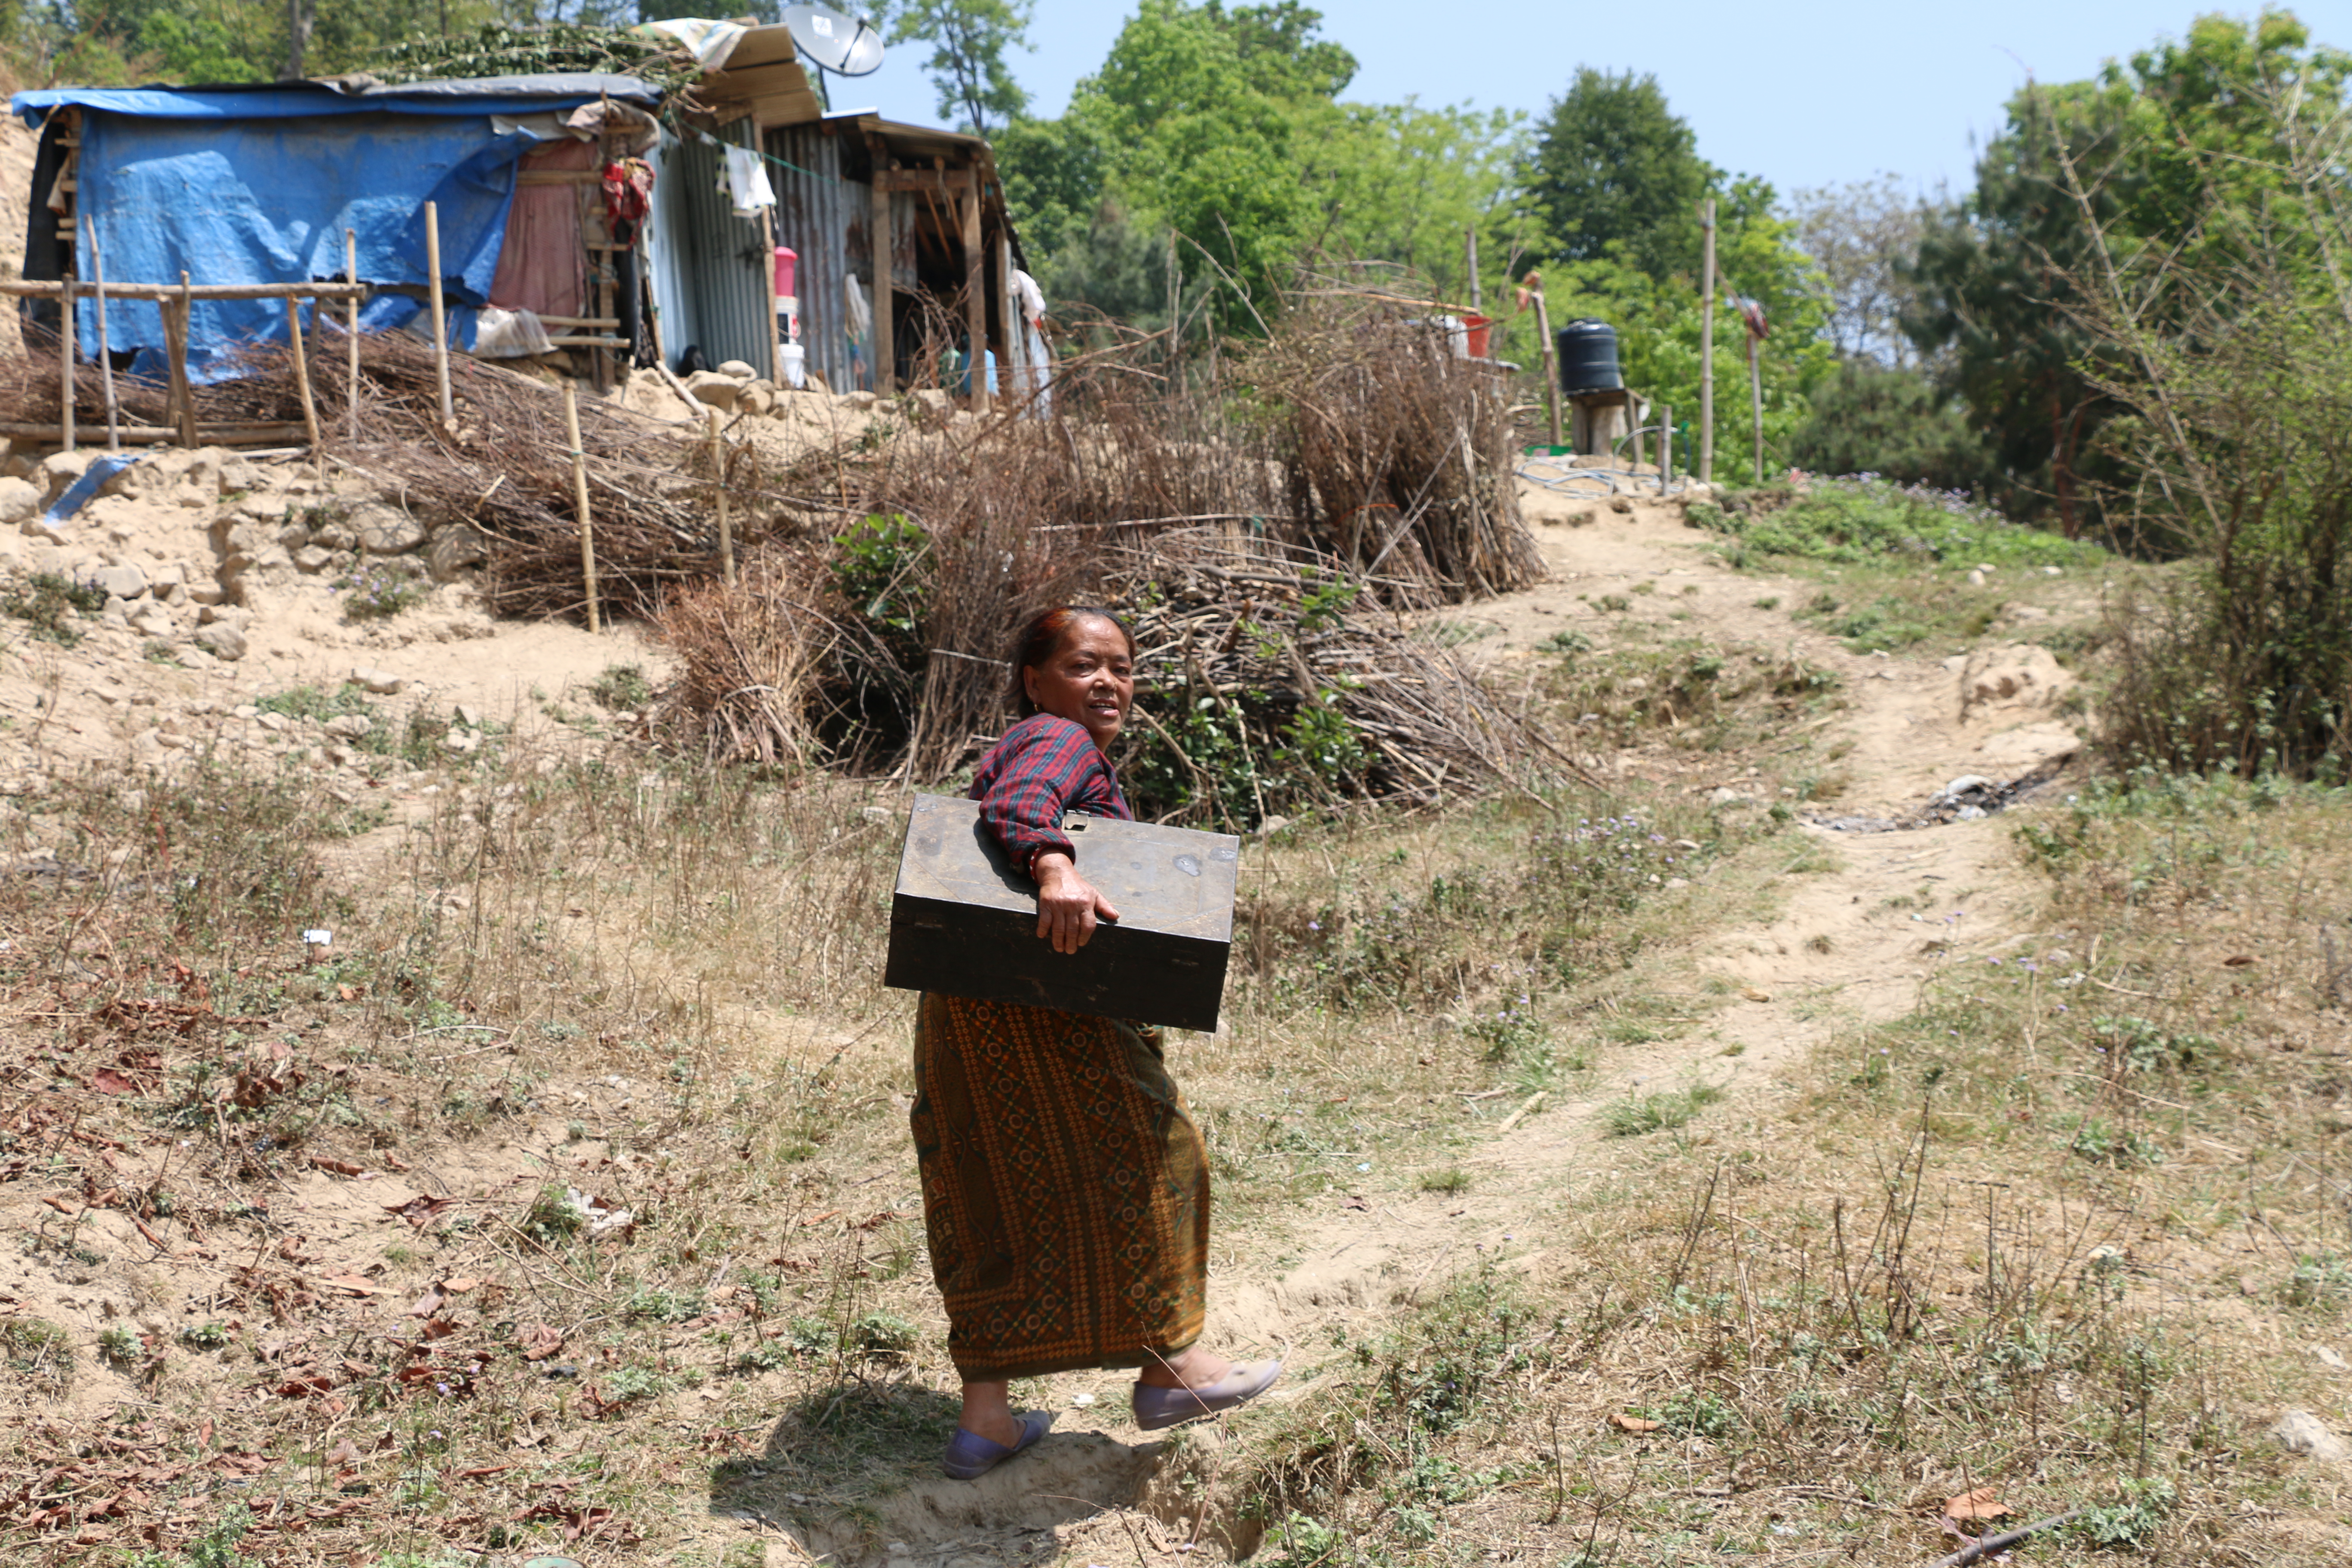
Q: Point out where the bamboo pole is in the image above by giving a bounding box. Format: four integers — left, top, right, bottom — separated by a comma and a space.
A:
1532, 286, 1561, 448
83, 217, 118, 450
344, 228, 361, 441
168, 274, 196, 449
58, 274, 74, 453
708, 405, 735, 588
425, 201, 454, 430
283, 296, 321, 469
1661, 403, 1674, 484
0, 278, 369, 301
1699, 196, 1716, 484
0, 421, 309, 443
1464, 224, 1481, 312
563, 378, 600, 633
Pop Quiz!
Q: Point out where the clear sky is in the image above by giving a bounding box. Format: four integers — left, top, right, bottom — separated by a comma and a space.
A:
831, 0, 2352, 200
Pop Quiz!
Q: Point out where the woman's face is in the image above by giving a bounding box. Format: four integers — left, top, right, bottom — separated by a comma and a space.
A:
1023, 616, 1135, 750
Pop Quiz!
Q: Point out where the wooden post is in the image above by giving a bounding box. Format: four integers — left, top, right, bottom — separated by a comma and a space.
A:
959, 175, 988, 413
344, 228, 361, 440
83, 218, 119, 451
283, 296, 322, 468
868, 139, 893, 395
1749, 331, 1764, 485
1661, 403, 1674, 484
58, 273, 75, 454
1532, 287, 1562, 449
998, 233, 1026, 413
1699, 196, 1716, 484
424, 201, 454, 430
708, 405, 734, 589
1464, 225, 1481, 312
168, 274, 196, 450
1629, 395, 1644, 470
760, 206, 784, 387
562, 378, 600, 633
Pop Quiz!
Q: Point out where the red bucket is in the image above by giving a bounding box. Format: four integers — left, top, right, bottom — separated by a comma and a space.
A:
1462, 313, 1493, 359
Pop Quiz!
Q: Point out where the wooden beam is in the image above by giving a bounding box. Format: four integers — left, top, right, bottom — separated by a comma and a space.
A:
961, 181, 987, 413
0, 279, 371, 302
869, 137, 894, 395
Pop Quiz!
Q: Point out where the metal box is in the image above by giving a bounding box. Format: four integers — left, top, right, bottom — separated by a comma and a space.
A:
882, 793, 1239, 1031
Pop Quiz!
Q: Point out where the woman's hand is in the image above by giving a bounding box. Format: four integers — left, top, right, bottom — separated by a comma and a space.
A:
1031, 851, 1120, 954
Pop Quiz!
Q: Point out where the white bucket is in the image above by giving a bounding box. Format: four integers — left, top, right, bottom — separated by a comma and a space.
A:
778, 343, 806, 389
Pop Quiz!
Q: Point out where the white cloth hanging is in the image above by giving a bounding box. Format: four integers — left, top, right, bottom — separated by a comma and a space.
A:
719, 143, 775, 217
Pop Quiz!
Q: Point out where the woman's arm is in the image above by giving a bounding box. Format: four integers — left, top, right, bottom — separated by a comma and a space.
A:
978, 718, 1123, 952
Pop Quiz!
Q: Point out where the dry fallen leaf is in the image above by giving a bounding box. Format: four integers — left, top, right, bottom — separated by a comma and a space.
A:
1740, 987, 1772, 1003
2223, 954, 2255, 968
317, 1274, 384, 1297
1608, 1412, 1663, 1433
1944, 1486, 2010, 1521
441, 1276, 482, 1294
519, 1322, 565, 1361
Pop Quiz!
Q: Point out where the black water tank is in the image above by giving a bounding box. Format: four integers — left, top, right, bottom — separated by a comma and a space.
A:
1556, 319, 1623, 394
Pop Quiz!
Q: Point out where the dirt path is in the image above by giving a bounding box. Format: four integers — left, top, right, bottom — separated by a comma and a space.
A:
849, 485, 2097, 1564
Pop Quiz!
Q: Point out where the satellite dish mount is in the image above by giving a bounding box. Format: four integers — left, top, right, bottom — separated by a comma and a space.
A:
781, 4, 885, 112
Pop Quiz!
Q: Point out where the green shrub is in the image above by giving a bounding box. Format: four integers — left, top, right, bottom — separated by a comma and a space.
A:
1, 571, 105, 644
331, 560, 427, 620
1702, 475, 2101, 571
1787, 361, 2000, 496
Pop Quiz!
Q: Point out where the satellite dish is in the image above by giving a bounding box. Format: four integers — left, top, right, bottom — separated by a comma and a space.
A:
781, 4, 885, 77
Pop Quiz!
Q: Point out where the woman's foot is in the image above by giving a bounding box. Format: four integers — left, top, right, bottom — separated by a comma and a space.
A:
1135, 1345, 1233, 1390
942, 1410, 1054, 1480
1132, 1355, 1282, 1430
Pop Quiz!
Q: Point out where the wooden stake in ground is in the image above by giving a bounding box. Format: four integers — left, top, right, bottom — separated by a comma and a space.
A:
81, 219, 120, 450
708, 404, 734, 588
166, 273, 196, 449
1661, 402, 1673, 483
344, 228, 361, 441
1699, 196, 1715, 484
562, 377, 601, 633
760, 206, 784, 388
1464, 224, 1481, 312
283, 295, 322, 470
424, 201, 454, 431
58, 272, 75, 453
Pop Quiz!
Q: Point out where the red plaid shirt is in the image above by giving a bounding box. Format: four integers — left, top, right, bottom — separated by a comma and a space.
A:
970, 713, 1132, 876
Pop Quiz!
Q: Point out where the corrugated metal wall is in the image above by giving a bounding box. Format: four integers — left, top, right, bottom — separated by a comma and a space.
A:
668, 118, 774, 373
645, 132, 696, 369
768, 121, 858, 392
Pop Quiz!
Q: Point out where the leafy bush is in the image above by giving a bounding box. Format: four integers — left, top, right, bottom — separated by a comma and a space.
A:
1787, 360, 2000, 496
1, 571, 106, 645
1602, 1081, 1724, 1136
590, 662, 654, 710
830, 512, 930, 659
331, 560, 428, 621
1700, 476, 2101, 571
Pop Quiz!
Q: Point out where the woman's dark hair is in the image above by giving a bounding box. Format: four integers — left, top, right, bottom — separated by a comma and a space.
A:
1008, 605, 1135, 717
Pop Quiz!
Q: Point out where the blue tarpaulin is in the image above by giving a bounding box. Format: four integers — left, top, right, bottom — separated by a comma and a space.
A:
10, 78, 658, 381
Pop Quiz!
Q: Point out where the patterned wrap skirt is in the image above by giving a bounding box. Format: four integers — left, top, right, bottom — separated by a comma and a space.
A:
911, 992, 1210, 1381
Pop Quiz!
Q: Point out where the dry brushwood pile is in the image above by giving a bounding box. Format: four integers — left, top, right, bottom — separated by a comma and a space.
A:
0, 332, 746, 621
651, 289, 1556, 818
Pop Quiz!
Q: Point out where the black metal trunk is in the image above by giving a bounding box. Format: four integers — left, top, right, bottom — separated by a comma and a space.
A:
882, 794, 1239, 1032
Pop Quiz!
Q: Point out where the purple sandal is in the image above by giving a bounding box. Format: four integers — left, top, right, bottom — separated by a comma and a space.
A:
1132, 1360, 1283, 1431
941, 1410, 1055, 1480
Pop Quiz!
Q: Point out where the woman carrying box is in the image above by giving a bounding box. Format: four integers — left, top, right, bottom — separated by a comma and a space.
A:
912, 604, 1280, 1481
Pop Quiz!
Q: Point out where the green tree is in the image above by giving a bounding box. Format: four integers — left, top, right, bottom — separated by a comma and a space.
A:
1905, 9, 2349, 535
871, 0, 1034, 138
1525, 68, 1708, 282
1786, 361, 1996, 490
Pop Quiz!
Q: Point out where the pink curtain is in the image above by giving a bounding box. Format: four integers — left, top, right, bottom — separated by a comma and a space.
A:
489, 138, 594, 319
